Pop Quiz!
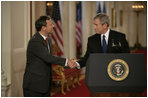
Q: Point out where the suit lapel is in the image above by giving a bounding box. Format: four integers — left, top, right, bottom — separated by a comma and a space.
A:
96, 34, 103, 53
107, 30, 113, 53
36, 32, 49, 49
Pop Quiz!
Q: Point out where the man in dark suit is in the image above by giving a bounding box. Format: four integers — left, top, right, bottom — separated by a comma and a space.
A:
70, 13, 130, 68
23, 16, 76, 97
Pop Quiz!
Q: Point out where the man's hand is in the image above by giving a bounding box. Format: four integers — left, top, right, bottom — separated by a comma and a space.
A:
67, 59, 77, 68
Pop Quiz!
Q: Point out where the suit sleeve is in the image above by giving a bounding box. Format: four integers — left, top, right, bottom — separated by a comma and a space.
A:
29, 40, 66, 66
77, 38, 90, 68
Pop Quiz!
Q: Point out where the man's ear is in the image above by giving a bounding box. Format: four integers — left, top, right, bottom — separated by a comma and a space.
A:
103, 23, 107, 29
41, 26, 46, 31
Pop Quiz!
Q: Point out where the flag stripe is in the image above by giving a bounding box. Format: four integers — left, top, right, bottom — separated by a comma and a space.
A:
52, 30, 64, 52
50, 1, 64, 56
57, 21, 63, 35
76, 24, 82, 34
53, 22, 63, 40
53, 22, 63, 46
76, 35, 81, 44
76, 27, 81, 37
75, 2, 82, 56
53, 27, 63, 46
76, 29, 81, 39
52, 30, 64, 53
51, 34, 57, 45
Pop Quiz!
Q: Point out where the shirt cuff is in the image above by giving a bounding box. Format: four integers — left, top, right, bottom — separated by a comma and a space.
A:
65, 58, 68, 66
75, 62, 80, 69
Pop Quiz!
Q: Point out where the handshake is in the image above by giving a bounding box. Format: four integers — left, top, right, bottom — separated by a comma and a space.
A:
67, 59, 79, 69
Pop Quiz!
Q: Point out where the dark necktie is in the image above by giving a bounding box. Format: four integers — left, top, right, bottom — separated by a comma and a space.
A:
45, 38, 49, 46
45, 38, 50, 53
102, 35, 107, 53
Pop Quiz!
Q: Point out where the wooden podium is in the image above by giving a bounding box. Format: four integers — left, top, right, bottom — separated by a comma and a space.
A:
85, 54, 146, 97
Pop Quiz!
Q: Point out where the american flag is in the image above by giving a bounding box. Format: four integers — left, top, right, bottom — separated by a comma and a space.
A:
97, 1, 106, 14
103, 1, 106, 13
75, 2, 82, 58
51, 1, 64, 56
97, 1, 101, 14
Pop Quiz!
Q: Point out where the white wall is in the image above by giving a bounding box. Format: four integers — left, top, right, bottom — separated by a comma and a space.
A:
1, 1, 30, 96
82, 1, 96, 56
1, 2, 12, 96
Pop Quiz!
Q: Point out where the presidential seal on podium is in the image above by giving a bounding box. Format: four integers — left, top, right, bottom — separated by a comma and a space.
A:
107, 59, 129, 81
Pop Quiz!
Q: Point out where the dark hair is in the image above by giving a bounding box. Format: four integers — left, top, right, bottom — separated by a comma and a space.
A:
35, 16, 51, 31
94, 13, 110, 27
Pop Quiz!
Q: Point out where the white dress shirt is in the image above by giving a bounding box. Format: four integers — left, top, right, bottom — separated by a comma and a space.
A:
39, 32, 47, 40
101, 29, 110, 46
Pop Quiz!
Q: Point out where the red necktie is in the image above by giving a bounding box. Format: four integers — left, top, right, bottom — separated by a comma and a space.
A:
46, 38, 51, 53
46, 38, 48, 46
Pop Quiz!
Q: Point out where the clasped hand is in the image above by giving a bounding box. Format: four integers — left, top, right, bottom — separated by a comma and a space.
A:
67, 59, 77, 68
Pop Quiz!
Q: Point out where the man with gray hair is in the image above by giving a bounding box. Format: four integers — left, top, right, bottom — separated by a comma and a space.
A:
72, 13, 130, 68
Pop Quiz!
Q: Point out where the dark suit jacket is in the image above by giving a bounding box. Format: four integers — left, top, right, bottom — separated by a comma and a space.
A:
78, 29, 130, 68
23, 32, 66, 93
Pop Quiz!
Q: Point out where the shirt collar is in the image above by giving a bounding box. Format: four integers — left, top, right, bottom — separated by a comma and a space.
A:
101, 29, 110, 38
39, 32, 47, 40
101, 29, 110, 45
